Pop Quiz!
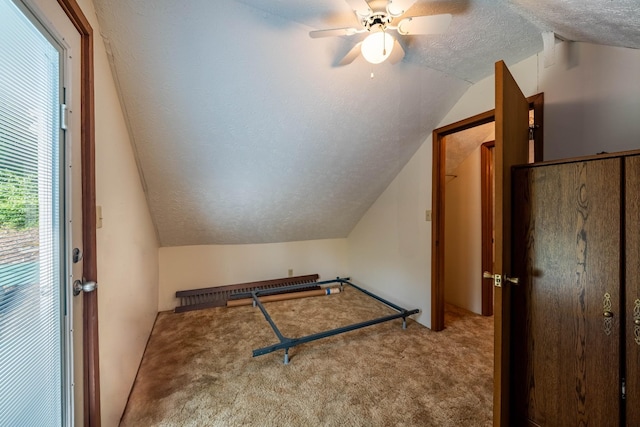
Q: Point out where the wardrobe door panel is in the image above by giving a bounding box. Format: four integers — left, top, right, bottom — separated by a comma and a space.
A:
626, 155, 640, 427
512, 159, 621, 426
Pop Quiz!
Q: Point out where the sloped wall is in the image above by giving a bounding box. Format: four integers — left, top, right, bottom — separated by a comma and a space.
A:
347, 141, 432, 325
76, 0, 160, 425
347, 41, 640, 328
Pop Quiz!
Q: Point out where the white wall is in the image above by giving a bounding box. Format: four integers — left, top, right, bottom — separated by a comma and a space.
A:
76, 1, 160, 426
347, 41, 640, 328
159, 239, 347, 312
541, 42, 640, 160
444, 146, 482, 314
347, 142, 431, 325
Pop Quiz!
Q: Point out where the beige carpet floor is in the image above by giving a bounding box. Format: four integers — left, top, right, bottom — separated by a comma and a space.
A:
120, 285, 494, 426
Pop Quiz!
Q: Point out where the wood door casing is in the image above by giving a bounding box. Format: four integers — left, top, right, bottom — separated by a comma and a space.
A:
481, 141, 495, 316
431, 93, 544, 332
56, 0, 101, 424
626, 155, 640, 426
494, 60, 530, 427
511, 159, 622, 426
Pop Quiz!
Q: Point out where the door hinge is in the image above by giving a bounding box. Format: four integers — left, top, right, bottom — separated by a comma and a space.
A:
622, 377, 626, 400
60, 103, 68, 130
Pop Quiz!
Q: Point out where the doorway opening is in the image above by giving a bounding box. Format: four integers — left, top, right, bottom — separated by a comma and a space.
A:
441, 123, 494, 317
431, 93, 544, 331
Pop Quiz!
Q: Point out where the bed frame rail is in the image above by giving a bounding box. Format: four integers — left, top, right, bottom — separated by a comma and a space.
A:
250, 277, 420, 364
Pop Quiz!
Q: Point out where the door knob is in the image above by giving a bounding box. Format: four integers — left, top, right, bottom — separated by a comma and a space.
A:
483, 272, 519, 287
73, 279, 97, 296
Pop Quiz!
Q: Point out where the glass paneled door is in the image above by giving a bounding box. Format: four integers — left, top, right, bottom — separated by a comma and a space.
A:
0, 0, 74, 424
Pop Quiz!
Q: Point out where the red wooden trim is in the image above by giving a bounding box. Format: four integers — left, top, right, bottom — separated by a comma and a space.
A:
430, 129, 445, 331
481, 141, 495, 316
435, 110, 495, 136
56, 1, 100, 425
431, 109, 496, 331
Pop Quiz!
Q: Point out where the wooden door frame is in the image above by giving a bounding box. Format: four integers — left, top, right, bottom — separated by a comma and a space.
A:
481, 141, 495, 316
56, 1, 100, 425
430, 93, 544, 331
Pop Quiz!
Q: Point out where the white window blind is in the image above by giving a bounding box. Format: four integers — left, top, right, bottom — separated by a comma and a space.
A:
0, 0, 65, 425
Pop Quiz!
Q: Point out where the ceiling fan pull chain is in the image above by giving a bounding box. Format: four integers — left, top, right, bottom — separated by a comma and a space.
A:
382, 29, 387, 55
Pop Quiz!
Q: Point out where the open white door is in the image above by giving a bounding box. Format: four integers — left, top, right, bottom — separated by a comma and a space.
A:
0, 0, 100, 426
0, 0, 90, 424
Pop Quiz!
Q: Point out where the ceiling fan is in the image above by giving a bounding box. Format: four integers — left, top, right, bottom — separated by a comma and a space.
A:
309, 0, 452, 65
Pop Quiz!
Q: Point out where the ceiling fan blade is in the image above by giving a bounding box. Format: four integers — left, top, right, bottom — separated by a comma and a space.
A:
386, 0, 417, 17
338, 42, 363, 66
388, 39, 405, 64
309, 27, 360, 38
344, 0, 372, 18
396, 13, 452, 35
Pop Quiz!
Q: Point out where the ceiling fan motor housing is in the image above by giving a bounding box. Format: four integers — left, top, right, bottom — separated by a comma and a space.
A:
363, 12, 392, 32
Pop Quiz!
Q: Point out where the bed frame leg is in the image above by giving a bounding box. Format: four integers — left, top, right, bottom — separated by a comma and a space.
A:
284, 349, 290, 365
402, 318, 407, 330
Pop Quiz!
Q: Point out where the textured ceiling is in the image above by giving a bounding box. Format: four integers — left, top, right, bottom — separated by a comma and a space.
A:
92, 0, 639, 246
445, 122, 494, 177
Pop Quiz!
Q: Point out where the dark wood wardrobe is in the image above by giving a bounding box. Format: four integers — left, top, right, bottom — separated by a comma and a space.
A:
509, 150, 640, 426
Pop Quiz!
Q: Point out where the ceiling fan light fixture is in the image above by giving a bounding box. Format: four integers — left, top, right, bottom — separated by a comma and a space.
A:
361, 32, 395, 64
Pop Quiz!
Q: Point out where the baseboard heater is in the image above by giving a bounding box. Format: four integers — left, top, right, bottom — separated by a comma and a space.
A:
174, 274, 320, 313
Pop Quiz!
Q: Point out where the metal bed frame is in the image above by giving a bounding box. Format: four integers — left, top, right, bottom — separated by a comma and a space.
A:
232, 277, 420, 364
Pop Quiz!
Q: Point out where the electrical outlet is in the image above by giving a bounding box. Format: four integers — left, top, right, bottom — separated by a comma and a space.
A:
425, 210, 432, 221
288, 269, 293, 277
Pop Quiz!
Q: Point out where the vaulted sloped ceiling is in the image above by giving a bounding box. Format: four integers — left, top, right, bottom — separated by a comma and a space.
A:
92, 0, 639, 246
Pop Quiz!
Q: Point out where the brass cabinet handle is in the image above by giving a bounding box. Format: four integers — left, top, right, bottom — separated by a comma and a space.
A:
603, 311, 614, 318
